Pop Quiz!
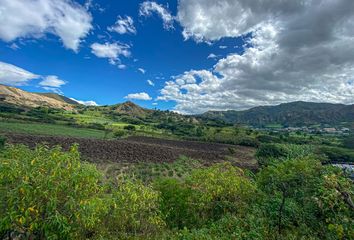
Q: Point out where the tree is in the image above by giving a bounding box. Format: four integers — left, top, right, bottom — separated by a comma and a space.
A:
257, 158, 322, 235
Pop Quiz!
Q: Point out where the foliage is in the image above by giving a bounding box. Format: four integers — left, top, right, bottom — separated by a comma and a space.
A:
1, 141, 353, 239
113, 129, 126, 138
342, 134, 354, 149
124, 125, 136, 131
155, 163, 257, 229
102, 181, 164, 238
0, 121, 108, 139
0, 144, 105, 239
0, 135, 5, 149
318, 146, 354, 163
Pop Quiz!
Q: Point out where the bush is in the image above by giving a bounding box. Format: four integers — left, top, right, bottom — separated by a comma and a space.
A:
317, 146, 354, 163
155, 163, 257, 229
0, 136, 5, 149
102, 181, 164, 238
256, 143, 287, 159
113, 130, 126, 138
256, 134, 281, 143
237, 137, 260, 147
0, 144, 106, 239
124, 125, 136, 131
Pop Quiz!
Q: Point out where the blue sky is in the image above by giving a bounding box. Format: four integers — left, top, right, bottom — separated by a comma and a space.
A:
0, 0, 353, 114
0, 0, 245, 110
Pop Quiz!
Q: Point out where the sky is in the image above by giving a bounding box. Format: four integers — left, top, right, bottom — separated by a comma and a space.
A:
0, 0, 354, 114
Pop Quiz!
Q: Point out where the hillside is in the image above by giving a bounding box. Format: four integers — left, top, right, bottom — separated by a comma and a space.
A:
199, 101, 354, 127
0, 84, 75, 110
36, 92, 80, 105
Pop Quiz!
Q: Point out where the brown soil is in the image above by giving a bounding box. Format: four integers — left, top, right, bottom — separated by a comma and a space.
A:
5, 134, 257, 169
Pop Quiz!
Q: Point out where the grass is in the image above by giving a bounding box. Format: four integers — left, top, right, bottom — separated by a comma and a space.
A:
0, 121, 109, 139
99, 156, 202, 183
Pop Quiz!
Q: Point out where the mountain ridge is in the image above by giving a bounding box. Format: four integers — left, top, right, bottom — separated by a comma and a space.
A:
1, 84, 354, 127
199, 101, 354, 127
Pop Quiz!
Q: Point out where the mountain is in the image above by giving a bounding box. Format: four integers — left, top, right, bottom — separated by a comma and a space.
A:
0, 84, 76, 110
36, 93, 80, 105
110, 101, 151, 117
199, 101, 354, 127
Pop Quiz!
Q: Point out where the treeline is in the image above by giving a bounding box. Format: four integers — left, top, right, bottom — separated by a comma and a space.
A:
0, 143, 353, 239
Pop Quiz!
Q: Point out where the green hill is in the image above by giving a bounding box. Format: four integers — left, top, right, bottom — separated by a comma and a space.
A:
199, 101, 354, 127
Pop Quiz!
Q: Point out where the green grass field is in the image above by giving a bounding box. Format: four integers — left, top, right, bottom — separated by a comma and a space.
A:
0, 121, 109, 138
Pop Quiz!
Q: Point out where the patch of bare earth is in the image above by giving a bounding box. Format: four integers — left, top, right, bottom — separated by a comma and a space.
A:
5, 134, 257, 169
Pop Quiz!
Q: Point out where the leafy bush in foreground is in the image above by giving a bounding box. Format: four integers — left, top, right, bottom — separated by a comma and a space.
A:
1, 144, 353, 239
0, 145, 164, 239
155, 163, 257, 229
0, 144, 105, 239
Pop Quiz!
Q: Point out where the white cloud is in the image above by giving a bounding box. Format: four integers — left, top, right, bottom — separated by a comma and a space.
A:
152, 102, 158, 106
139, 1, 174, 29
117, 64, 127, 70
219, 45, 227, 49
147, 79, 155, 86
158, 0, 354, 114
207, 53, 218, 59
125, 92, 152, 101
90, 42, 130, 65
108, 16, 136, 34
39, 75, 66, 88
138, 68, 146, 74
0, 0, 92, 52
0, 61, 40, 86
70, 97, 98, 106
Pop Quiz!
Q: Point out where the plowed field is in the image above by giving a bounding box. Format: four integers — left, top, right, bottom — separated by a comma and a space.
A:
5, 134, 257, 169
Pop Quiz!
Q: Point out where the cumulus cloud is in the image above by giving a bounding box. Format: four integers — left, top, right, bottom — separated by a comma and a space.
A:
70, 97, 98, 106
139, 1, 174, 29
158, 0, 354, 114
0, 0, 92, 52
90, 42, 130, 66
0, 61, 40, 86
125, 92, 152, 100
147, 79, 155, 86
108, 16, 136, 34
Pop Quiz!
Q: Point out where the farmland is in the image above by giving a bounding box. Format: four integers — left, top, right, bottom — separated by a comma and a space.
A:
5, 134, 257, 168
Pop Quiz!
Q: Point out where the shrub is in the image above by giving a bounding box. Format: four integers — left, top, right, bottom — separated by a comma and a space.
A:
256, 134, 281, 143
256, 143, 287, 159
113, 130, 126, 138
0, 135, 5, 149
237, 137, 260, 147
155, 163, 257, 229
0, 144, 106, 239
317, 146, 354, 163
102, 181, 164, 238
124, 125, 136, 131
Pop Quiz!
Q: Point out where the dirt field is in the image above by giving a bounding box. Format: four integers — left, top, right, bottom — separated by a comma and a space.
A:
5, 134, 257, 169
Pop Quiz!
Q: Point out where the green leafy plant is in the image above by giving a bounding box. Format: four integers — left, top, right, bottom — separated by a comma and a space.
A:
0, 144, 106, 239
